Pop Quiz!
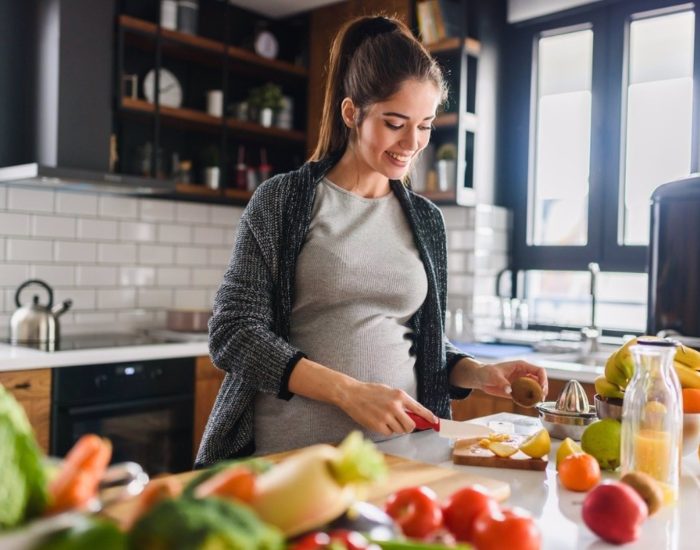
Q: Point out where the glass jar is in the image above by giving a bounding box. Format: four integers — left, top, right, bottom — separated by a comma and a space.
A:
621, 337, 682, 504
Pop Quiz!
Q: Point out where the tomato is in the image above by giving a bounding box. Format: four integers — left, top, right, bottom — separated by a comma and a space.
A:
291, 530, 378, 550
384, 486, 443, 539
471, 507, 541, 550
442, 485, 499, 542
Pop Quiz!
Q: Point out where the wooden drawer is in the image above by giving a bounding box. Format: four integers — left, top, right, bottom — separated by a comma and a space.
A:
0, 369, 52, 453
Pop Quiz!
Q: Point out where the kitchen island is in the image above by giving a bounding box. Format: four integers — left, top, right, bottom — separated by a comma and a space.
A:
376, 420, 700, 550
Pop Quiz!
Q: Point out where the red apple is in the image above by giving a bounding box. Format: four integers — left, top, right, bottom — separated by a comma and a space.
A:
582, 481, 648, 544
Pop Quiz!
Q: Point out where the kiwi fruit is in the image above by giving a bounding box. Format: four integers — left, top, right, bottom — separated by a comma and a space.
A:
511, 377, 544, 407
621, 471, 664, 515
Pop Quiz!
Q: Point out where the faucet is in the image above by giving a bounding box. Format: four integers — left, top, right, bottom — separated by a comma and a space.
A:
581, 262, 601, 353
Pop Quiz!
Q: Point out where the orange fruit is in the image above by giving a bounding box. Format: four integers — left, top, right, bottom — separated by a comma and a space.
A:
682, 388, 700, 413
558, 453, 601, 492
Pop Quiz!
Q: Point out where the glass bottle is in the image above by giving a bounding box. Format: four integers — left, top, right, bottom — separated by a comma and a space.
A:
621, 338, 682, 504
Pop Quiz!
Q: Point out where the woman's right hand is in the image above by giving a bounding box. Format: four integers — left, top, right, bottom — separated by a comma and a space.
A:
337, 380, 438, 436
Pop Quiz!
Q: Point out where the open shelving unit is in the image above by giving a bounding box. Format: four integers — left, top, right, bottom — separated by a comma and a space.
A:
113, 2, 308, 204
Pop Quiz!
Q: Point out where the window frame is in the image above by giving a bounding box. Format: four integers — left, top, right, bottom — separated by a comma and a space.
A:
501, 0, 700, 277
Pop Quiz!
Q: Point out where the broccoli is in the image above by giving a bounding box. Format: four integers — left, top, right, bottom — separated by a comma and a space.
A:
129, 497, 284, 550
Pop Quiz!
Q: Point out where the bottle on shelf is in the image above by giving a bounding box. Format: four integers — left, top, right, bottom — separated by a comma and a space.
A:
235, 145, 247, 190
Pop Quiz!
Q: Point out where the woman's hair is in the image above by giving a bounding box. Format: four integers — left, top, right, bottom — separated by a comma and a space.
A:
310, 15, 448, 161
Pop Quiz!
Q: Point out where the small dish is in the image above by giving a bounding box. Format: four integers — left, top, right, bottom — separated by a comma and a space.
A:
594, 394, 623, 421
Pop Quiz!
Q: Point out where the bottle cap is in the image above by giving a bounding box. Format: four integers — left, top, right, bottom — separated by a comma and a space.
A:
636, 337, 677, 347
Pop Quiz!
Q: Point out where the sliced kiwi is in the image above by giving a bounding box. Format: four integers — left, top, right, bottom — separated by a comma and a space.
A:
511, 377, 544, 407
621, 471, 664, 515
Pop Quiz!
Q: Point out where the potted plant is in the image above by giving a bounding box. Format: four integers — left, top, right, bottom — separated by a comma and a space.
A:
435, 143, 457, 192
247, 82, 283, 127
200, 145, 220, 190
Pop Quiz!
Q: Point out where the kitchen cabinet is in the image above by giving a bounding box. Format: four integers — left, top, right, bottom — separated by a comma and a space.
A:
114, 0, 309, 203
193, 356, 225, 456
0, 369, 52, 453
451, 378, 595, 421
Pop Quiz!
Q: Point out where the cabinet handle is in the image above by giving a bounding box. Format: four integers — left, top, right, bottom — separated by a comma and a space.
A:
13, 382, 31, 390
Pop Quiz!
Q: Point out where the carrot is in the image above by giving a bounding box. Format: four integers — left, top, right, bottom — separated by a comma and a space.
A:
126, 477, 183, 529
46, 435, 112, 515
194, 466, 257, 503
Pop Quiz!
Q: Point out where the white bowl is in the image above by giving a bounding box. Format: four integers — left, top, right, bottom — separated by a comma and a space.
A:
683, 413, 700, 457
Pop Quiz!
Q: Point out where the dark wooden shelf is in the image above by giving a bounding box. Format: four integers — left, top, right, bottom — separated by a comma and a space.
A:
120, 97, 306, 143
175, 182, 223, 196
419, 189, 457, 203
118, 15, 307, 78
224, 189, 254, 201
426, 37, 481, 57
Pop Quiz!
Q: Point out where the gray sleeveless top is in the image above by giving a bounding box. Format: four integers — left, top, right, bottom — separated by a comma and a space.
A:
253, 178, 429, 454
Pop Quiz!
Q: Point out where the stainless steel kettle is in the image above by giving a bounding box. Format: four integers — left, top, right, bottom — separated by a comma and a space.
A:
10, 279, 72, 349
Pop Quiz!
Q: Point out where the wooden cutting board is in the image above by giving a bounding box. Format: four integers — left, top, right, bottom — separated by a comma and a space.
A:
453, 435, 548, 471
102, 453, 510, 527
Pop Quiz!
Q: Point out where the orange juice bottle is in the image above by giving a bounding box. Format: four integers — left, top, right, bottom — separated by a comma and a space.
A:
621, 338, 682, 504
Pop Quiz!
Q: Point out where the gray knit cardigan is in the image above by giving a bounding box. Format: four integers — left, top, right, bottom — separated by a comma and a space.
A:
195, 155, 471, 467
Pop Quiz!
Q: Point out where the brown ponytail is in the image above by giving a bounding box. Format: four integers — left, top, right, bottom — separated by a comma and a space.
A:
309, 15, 447, 162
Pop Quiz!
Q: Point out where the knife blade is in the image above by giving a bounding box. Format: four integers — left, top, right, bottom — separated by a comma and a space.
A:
406, 411, 493, 439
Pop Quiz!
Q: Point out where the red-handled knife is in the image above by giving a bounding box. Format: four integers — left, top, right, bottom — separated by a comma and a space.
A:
406, 411, 493, 439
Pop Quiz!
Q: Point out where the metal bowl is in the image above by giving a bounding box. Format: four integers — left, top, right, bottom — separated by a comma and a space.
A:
536, 401, 597, 440
594, 394, 623, 421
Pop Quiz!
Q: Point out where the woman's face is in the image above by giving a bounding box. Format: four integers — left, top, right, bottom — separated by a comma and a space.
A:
350, 79, 441, 181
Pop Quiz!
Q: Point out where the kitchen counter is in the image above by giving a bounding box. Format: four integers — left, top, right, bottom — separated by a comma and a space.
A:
0, 340, 209, 371
376, 415, 700, 550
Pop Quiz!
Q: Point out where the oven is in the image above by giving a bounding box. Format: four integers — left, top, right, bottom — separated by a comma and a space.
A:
51, 357, 195, 475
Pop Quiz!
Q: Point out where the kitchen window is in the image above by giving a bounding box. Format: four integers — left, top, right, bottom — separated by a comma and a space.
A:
502, 0, 699, 333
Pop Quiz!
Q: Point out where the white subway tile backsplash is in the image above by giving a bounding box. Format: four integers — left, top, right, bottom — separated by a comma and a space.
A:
120, 221, 156, 242
76, 265, 118, 286
448, 229, 475, 250
192, 267, 223, 286
99, 196, 139, 219
447, 252, 473, 273
0, 290, 4, 312
98, 243, 137, 264
0, 212, 30, 236
447, 274, 474, 296
31, 264, 75, 286
7, 238, 53, 261
193, 226, 224, 245
140, 199, 175, 221
441, 206, 474, 229
475, 228, 507, 252
175, 203, 209, 224
120, 266, 156, 287
0, 265, 30, 287
176, 246, 207, 266
32, 215, 75, 238
7, 187, 54, 213
0, 186, 6, 209
476, 205, 509, 231
157, 223, 191, 244
77, 218, 118, 241
117, 309, 156, 327
97, 288, 136, 309
55, 241, 97, 263
56, 192, 98, 216
208, 246, 232, 266
73, 311, 117, 326
55, 288, 95, 310
137, 288, 172, 308
138, 244, 174, 265
0, 238, 4, 261
174, 289, 208, 309
157, 267, 190, 286
210, 205, 242, 226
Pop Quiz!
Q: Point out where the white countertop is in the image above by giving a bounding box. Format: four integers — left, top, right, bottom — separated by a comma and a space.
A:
376, 414, 700, 550
0, 341, 209, 371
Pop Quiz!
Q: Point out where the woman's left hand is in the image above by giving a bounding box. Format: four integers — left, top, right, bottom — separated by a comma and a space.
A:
468, 360, 548, 400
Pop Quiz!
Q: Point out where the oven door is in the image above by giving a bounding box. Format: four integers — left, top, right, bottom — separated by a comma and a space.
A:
53, 394, 194, 475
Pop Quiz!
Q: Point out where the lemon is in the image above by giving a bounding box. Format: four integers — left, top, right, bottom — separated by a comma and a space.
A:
519, 428, 551, 459
556, 437, 583, 467
488, 441, 519, 458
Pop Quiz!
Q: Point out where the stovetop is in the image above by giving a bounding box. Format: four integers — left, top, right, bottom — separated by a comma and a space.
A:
7, 331, 204, 352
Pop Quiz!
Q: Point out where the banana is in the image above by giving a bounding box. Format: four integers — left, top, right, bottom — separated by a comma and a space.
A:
673, 361, 700, 389
594, 375, 625, 400
605, 347, 635, 389
675, 344, 700, 370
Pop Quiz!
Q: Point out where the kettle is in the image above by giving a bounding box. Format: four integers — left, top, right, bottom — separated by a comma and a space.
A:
10, 279, 72, 349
